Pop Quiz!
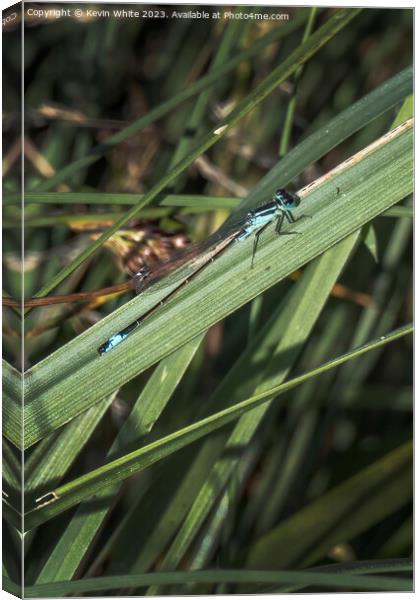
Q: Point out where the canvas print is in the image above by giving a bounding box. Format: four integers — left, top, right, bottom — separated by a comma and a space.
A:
2, 2, 413, 596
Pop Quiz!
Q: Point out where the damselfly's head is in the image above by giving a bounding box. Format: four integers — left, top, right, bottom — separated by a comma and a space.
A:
274, 189, 300, 209
133, 266, 151, 293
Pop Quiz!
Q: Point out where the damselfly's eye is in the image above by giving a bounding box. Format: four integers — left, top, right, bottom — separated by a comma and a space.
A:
133, 266, 149, 279
274, 188, 300, 208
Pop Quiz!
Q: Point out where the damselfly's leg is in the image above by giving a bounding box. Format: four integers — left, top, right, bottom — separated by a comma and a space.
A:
275, 211, 286, 233
279, 210, 311, 233
251, 220, 271, 268
275, 211, 299, 235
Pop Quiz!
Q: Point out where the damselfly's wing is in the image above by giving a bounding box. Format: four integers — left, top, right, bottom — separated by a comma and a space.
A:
132, 239, 203, 294
132, 227, 240, 294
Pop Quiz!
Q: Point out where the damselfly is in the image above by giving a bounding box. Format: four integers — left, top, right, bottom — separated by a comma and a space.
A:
98, 189, 303, 355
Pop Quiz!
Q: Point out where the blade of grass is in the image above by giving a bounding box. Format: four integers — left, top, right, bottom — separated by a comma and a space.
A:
3, 438, 21, 497
23, 567, 412, 597
2, 575, 22, 598
380, 516, 413, 558
12, 192, 241, 207
3, 361, 22, 448
260, 558, 412, 593
25, 393, 115, 498
235, 65, 412, 216
166, 12, 245, 191
279, 7, 318, 157
383, 205, 412, 218
24, 322, 412, 530
234, 305, 350, 539
244, 440, 412, 570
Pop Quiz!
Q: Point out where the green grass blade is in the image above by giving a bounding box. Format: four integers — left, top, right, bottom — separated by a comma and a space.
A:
234, 65, 412, 216
3, 575, 22, 598
8, 192, 241, 206
244, 441, 412, 570
261, 558, 412, 593
3, 438, 21, 496
3, 361, 22, 448
279, 7, 318, 156
25, 393, 114, 497
24, 323, 412, 529
23, 567, 412, 597
383, 205, 412, 218
166, 13, 244, 187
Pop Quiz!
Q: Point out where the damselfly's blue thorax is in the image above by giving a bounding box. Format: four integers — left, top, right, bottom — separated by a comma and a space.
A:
236, 189, 300, 242
235, 189, 302, 268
